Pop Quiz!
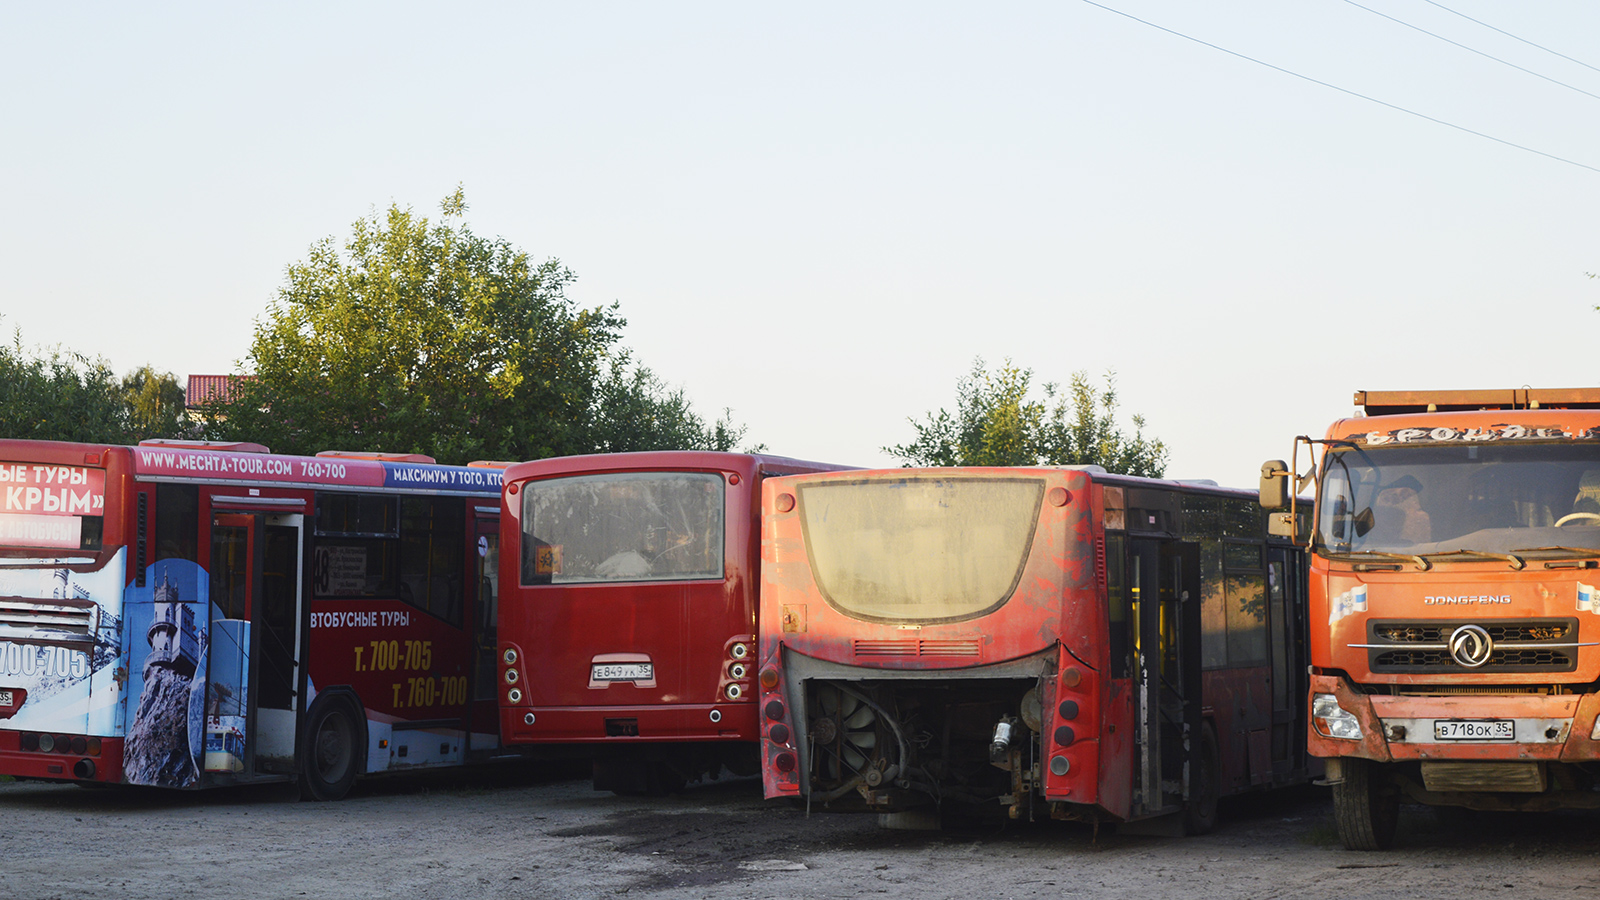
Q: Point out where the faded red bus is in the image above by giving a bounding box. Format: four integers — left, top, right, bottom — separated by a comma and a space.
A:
758, 467, 1315, 829
497, 451, 847, 792
0, 438, 515, 799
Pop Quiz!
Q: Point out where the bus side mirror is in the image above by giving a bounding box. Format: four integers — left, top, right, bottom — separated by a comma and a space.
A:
1259, 460, 1289, 509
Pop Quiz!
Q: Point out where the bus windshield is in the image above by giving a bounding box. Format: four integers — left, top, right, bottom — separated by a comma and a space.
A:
796, 476, 1042, 623
520, 472, 725, 584
1317, 442, 1600, 557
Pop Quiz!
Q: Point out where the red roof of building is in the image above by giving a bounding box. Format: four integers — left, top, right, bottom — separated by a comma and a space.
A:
185, 375, 255, 408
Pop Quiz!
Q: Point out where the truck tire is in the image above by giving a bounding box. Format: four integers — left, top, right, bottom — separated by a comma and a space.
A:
1333, 757, 1398, 850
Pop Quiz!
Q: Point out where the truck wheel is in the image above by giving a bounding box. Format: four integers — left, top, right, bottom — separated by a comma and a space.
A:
1333, 757, 1398, 850
300, 695, 362, 801
1183, 723, 1220, 835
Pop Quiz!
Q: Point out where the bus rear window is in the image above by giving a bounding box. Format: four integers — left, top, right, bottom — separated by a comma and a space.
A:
520, 472, 725, 585
796, 476, 1043, 624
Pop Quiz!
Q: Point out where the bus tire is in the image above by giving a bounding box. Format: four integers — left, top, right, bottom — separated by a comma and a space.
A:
300, 694, 364, 802
1183, 723, 1220, 835
1333, 757, 1398, 851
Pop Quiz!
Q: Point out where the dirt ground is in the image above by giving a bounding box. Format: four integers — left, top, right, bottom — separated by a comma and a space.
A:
3, 765, 1600, 900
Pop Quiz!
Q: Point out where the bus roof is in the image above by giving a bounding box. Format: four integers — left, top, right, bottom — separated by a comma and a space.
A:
502, 450, 852, 484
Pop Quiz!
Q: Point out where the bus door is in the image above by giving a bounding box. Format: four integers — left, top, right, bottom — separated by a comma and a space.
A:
1266, 546, 1307, 779
469, 510, 500, 750
1128, 538, 1201, 817
208, 510, 304, 777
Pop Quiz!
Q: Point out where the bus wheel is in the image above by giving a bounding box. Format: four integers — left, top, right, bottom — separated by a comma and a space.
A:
1183, 723, 1220, 835
1333, 758, 1398, 851
300, 695, 362, 801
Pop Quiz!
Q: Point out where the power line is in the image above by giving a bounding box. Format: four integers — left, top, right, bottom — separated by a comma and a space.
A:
1341, 0, 1600, 103
1420, 0, 1600, 77
1078, 0, 1600, 176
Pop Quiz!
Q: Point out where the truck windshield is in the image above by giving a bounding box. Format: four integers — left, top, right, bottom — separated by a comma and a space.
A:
1318, 443, 1600, 556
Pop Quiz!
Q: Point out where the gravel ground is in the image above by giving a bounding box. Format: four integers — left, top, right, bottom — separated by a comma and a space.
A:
3, 766, 1599, 900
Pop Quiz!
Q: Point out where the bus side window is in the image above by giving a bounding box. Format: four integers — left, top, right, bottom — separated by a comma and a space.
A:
1106, 534, 1130, 679
156, 483, 199, 563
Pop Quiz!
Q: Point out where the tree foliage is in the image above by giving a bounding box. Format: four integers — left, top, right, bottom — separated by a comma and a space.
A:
205, 189, 743, 463
884, 358, 1168, 476
0, 321, 192, 444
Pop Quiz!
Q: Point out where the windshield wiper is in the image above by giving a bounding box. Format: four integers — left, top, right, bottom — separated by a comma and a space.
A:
1419, 549, 1525, 570
1510, 546, 1600, 558
1323, 550, 1432, 571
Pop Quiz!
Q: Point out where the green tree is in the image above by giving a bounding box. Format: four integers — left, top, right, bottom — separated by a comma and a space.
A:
205, 189, 743, 463
885, 358, 1168, 476
589, 354, 747, 454
121, 366, 192, 442
0, 321, 191, 444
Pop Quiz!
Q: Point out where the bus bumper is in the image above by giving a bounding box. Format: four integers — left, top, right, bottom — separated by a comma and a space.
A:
1308, 673, 1600, 764
499, 703, 757, 745
0, 731, 123, 783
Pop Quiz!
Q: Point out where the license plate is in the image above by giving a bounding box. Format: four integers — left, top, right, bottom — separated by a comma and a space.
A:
591, 663, 653, 682
1434, 719, 1514, 741
0, 690, 11, 707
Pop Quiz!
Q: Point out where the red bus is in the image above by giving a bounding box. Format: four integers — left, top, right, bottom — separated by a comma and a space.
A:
757, 467, 1316, 829
497, 451, 847, 792
0, 438, 514, 799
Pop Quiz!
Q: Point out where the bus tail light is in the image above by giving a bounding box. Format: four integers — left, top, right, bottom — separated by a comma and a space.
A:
726, 684, 743, 700
760, 667, 779, 689
1312, 693, 1363, 740
774, 751, 797, 773
731, 643, 750, 660
729, 663, 747, 680
507, 688, 523, 704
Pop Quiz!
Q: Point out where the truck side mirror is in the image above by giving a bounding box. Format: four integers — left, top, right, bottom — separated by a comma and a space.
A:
1259, 460, 1289, 509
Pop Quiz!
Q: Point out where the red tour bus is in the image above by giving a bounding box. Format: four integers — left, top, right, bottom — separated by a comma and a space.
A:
497, 451, 847, 792
758, 467, 1315, 829
0, 438, 513, 799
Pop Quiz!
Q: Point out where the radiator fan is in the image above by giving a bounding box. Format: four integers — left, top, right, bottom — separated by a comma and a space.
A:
810, 682, 879, 786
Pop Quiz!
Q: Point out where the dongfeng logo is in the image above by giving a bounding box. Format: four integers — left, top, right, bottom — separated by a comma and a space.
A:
1448, 624, 1493, 668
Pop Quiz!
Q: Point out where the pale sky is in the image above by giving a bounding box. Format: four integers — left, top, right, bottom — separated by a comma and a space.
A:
4, 2, 1598, 487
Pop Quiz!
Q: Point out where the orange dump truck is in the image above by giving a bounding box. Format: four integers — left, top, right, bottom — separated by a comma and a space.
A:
1261, 389, 1600, 849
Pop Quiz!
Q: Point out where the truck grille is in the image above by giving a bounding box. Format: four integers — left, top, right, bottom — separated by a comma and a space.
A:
1365, 618, 1580, 674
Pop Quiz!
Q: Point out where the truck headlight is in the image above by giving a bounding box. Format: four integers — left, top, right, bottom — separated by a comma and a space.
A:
1312, 692, 1363, 740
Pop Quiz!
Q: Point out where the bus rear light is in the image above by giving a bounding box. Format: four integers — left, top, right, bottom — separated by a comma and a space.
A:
770, 723, 791, 744
774, 751, 797, 773
37, 733, 55, 752
710, 709, 722, 723
502, 648, 518, 665
1054, 725, 1076, 746
86, 737, 101, 756
1061, 667, 1082, 688
759, 667, 780, 689
729, 663, 747, 680
1058, 700, 1079, 720
504, 668, 519, 684
70, 737, 86, 755
1050, 755, 1071, 776
524, 713, 536, 725
726, 684, 744, 700
1311, 693, 1362, 740
21, 733, 39, 752
764, 699, 784, 721
730, 643, 750, 660
507, 688, 523, 703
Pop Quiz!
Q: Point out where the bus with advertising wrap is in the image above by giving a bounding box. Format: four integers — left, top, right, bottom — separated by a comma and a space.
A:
757, 466, 1314, 830
1262, 388, 1600, 850
497, 451, 847, 792
0, 438, 514, 799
